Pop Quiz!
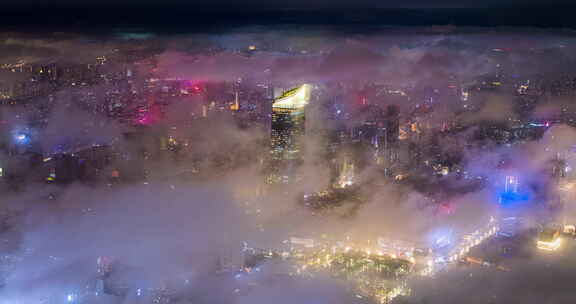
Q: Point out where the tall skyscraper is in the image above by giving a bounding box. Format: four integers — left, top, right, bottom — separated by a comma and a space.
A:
267, 84, 312, 184
270, 84, 311, 161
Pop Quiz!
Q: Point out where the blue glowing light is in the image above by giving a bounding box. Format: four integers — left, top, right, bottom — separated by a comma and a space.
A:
498, 191, 531, 206
13, 133, 30, 144
493, 174, 533, 209
528, 121, 550, 127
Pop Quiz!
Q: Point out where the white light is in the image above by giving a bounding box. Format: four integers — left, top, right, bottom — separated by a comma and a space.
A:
537, 238, 562, 251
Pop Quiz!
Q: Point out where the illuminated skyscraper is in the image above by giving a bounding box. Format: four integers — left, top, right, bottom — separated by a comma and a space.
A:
267, 84, 311, 184
270, 84, 311, 161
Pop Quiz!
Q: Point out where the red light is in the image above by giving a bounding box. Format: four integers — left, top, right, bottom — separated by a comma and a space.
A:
438, 202, 454, 215
184, 81, 202, 94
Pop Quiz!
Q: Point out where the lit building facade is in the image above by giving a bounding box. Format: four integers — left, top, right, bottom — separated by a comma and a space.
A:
267, 84, 311, 184
270, 84, 311, 161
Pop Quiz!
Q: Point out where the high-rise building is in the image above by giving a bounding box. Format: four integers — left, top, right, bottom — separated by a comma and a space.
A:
266, 84, 312, 184
270, 84, 311, 161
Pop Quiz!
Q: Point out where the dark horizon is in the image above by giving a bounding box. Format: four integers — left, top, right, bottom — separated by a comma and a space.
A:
2, 7, 576, 33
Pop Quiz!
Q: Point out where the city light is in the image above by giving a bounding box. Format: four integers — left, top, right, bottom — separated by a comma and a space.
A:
537, 238, 562, 251
13, 132, 30, 144
537, 229, 563, 251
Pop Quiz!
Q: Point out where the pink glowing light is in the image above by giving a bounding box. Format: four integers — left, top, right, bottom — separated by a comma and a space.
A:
135, 105, 162, 125
183, 80, 203, 94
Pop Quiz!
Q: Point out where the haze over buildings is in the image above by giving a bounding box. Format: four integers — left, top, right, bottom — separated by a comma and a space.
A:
2, 8, 576, 304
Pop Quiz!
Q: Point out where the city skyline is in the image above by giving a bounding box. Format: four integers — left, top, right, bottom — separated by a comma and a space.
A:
2, 13, 576, 304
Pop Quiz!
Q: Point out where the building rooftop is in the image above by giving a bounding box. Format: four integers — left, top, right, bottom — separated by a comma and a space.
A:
272, 84, 311, 110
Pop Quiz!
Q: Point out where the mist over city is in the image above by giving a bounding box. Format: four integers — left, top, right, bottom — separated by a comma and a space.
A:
2, 9, 576, 303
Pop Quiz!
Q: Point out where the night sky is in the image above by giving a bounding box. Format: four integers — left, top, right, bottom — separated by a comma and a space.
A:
1, 1, 576, 32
